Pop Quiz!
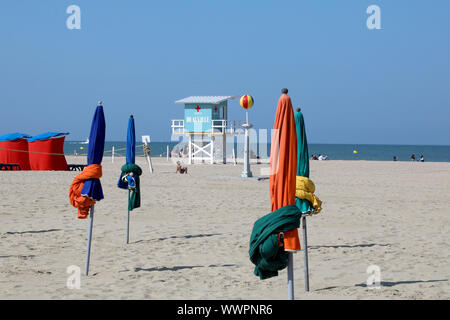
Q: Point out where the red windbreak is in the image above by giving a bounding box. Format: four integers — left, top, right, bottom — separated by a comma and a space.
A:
28, 136, 68, 171
0, 139, 31, 170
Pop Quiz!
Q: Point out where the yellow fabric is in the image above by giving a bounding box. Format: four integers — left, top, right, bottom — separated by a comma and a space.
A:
295, 176, 322, 214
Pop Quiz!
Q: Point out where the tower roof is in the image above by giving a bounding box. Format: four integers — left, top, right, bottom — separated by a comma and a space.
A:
175, 96, 236, 105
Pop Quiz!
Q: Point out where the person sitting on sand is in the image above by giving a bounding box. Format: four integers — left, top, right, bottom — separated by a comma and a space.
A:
420, 155, 425, 162
393, 156, 398, 161
176, 161, 188, 174
411, 154, 416, 161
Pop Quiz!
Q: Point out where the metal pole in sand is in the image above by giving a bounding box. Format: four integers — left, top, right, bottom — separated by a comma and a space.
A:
241, 109, 253, 178
287, 252, 294, 300
302, 216, 310, 291
126, 188, 130, 244
112, 146, 115, 163
167, 145, 169, 161
84, 205, 95, 276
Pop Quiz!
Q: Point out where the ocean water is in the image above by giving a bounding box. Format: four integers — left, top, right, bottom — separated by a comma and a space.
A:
64, 141, 450, 162
307, 144, 450, 162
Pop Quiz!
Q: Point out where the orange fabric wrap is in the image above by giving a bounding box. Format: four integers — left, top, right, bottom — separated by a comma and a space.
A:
269, 94, 300, 251
69, 164, 103, 219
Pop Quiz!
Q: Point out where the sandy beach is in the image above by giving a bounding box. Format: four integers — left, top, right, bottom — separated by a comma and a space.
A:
1, 157, 449, 300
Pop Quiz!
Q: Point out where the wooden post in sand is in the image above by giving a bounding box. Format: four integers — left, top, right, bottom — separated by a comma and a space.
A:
142, 135, 153, 173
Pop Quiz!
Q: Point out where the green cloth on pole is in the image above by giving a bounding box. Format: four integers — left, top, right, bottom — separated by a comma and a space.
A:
249, 205, 302, 280
295, 111, 314, 213
119, 163, 142, 211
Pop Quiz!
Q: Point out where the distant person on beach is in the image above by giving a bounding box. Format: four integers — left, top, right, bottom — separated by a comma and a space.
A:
176, 161, 188, 174
411, 154, 416, 161
393, 156, 398, 161
311, 154, 318, 160
420, 155, 425, 162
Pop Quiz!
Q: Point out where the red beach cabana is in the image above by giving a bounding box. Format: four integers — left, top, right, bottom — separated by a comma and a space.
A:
0, 133, 32, 170
28, 132, 69, 171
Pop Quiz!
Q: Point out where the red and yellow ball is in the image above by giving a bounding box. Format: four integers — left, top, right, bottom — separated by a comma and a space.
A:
240, 95, 254, 110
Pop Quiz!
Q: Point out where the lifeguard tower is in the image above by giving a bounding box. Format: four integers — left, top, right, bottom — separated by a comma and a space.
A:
171, 96, 243, 164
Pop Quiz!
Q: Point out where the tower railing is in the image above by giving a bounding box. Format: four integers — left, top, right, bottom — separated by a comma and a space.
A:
212, 119, 244, 134
171, 119, 244, 134
171, 119, 185, 134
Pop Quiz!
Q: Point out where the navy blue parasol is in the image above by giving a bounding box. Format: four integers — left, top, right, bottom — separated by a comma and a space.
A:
81, 103, 106, 201
126, 116, 135, 165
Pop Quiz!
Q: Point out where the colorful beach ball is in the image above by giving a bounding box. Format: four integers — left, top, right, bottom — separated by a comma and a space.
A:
240, 95, 254, 110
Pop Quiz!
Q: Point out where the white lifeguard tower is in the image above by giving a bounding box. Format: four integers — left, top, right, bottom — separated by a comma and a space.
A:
171, 96, 244, 164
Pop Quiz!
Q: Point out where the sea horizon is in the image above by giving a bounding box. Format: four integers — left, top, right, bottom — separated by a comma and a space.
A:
64, 141, 450, 162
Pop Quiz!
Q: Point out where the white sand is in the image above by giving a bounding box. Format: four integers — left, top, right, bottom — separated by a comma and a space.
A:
1, 157, 449, 299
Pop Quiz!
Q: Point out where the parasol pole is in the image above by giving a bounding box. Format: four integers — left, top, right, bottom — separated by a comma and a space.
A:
287, 252, 294, 300
126, 188, 130, 244
84, 205, 95, 276
302, 215, 310, 291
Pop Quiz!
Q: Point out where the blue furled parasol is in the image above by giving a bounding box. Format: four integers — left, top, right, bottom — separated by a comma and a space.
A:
83, 102, 106, 276
117, 115, 142, 243
81, 104, 106, 201
126, 115, 135, 165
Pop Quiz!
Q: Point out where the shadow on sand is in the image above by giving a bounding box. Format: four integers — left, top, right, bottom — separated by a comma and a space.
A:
309, 243, 390, 250
5, 229, 62, 235
134, 264, 237, 272
131, 233, 223, 244
355, 279, 448, 288
316, 279, 448, 291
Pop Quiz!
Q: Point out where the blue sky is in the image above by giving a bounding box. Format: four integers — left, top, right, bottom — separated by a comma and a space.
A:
1, 0, 449, 144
